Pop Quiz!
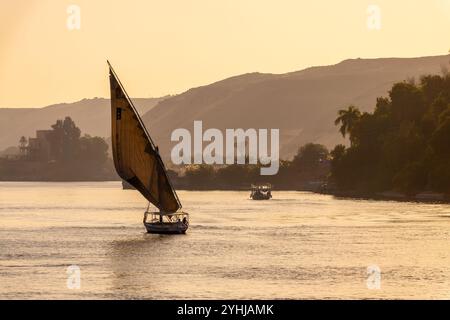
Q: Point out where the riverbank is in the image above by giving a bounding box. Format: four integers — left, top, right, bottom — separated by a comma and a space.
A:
1, 178, 449, 204
319, 190, 450, 204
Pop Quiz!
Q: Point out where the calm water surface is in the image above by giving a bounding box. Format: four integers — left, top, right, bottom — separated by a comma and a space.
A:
0, 182, 449, 299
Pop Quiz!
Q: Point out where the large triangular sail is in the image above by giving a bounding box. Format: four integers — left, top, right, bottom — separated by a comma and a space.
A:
108, 61, 181, 213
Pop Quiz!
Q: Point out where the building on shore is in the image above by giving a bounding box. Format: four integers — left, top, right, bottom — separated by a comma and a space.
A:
27, 130, 53, 161
0, 130, 53, 162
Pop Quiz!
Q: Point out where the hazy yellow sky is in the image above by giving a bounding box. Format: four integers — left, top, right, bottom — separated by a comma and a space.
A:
1, 0, 450, 107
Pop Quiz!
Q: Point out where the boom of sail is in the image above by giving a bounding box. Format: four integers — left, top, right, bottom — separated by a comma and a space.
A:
108, 61, 181, 213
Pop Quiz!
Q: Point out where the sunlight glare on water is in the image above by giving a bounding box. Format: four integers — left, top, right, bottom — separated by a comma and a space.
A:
0, 182, 449, 299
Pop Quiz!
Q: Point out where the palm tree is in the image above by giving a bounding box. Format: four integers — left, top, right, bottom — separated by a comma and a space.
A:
334, 106, 361, 145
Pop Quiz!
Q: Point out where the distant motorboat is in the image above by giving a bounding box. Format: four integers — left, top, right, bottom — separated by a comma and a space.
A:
250, 183, 272, 200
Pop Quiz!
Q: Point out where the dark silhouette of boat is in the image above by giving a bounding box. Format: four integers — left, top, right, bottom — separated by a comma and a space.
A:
143, 211, 189, 234
250, 184, 272, 200
108, 61, 189, 234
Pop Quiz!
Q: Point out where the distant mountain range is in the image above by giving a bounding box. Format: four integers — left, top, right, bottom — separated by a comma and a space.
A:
142, 54, 450, 161
0, 97, 164, 153
1, 54, 449, 161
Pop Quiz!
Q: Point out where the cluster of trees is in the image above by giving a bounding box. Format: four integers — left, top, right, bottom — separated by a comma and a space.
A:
331, 74, 450, 195
46, 117, 109, 168
179, 143, 330, 190
181, 73, 449, 196
5, 75, 448, 195
2, 117, 116, 181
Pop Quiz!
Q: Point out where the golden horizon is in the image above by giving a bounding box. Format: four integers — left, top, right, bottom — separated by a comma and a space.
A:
1, 0, 450, 108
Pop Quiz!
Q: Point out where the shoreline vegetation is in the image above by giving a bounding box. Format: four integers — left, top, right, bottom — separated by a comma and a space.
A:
0, 74, 449, 204
139, 183, 450, 203
328, 74, 450, 202
0, 179, 447, 203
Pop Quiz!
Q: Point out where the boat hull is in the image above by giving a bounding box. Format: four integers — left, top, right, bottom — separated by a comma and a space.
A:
250, 183, 272, 200
251, 194, 272, 200
144, 221, 188, 234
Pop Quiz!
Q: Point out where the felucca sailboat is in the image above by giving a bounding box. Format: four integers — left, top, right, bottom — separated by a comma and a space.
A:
108, 61, 189, 234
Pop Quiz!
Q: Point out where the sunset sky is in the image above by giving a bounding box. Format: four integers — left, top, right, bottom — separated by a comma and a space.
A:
1, 0, 450, 107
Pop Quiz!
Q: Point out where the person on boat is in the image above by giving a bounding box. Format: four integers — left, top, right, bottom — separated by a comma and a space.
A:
182, 217, 188, 225
143, 211, 148, 224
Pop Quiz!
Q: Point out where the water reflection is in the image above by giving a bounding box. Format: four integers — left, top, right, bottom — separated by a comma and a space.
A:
1, 182, 449, 299
108, 233, 188, 299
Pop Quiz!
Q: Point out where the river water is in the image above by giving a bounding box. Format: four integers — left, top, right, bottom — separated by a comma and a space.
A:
0, 182, 449, 299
